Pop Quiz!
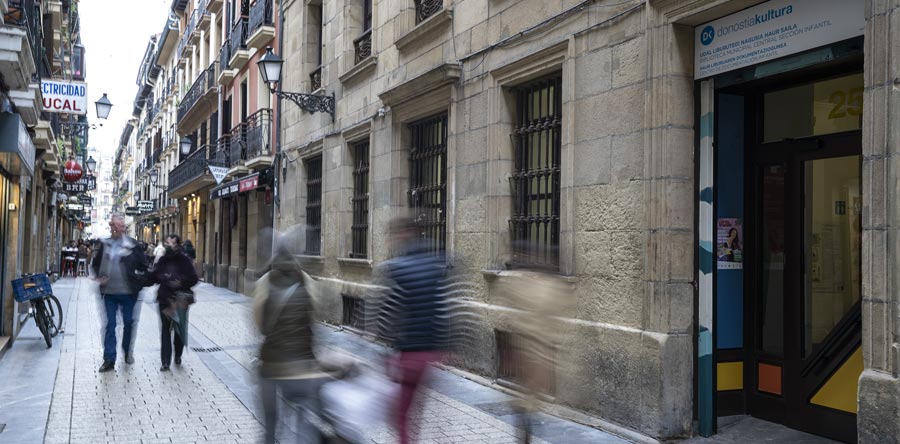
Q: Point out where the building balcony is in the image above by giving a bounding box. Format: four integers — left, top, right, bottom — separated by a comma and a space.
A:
47, 0, 63, 31
218, 43, 236, 85
0, 20, 36, 91
8, 83, 39, 125
171, 0, 189, 13
207, 0, 223, 15
177, 63, 217, 133
247, 0, 275, 50
235, 108, 273, 170
197, 0, 212, 33
228, 17, 250, 71
169, 144, 215, 198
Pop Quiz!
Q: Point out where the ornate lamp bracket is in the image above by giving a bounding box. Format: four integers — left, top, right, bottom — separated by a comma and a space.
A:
275, 90, 335, 121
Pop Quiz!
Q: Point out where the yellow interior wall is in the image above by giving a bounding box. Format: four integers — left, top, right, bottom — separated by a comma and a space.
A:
811, 347, 863, 413
717, 362, 743, 391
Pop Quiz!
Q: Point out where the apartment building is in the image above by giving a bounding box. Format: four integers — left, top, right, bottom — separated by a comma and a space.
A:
0, 0, 91, 344
272, 0, 900, 442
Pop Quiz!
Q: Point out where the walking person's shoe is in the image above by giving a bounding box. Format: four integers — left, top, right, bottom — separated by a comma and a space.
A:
174, 357, 182, 366
125, 353, 135, 365
98, 361, 115, 372
160, 364, 170, 372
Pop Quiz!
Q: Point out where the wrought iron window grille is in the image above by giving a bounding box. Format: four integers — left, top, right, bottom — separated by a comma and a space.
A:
415, 0, 442, 24
351, 141, 370, 259
305, 156, 323, 255
508, 74, 562, 269
408, 114, 448, 254
354, 30, 372, 64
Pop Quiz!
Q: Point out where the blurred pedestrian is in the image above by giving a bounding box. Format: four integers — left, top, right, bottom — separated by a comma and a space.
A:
183, 239, 196, 260
153, 240, 166, 265
253, 230, 325, 444
377, 216, 450, 444
150, 234, 198, 371
91, 215, 152, 372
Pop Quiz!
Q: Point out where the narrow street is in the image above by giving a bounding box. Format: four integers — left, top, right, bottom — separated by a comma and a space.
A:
0, 278, 628, 444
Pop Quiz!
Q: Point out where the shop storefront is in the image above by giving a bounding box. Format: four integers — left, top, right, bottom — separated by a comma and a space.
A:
693, 0, 869, 441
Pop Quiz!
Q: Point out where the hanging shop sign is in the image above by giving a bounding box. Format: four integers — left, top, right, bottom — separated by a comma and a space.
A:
62, 181, 86, 193
137, 200, 155, 213
41, 79, 88, 115
210, 173, 260, 200
78, 195, 92, 205
63, 159, 84, 182
208, 165, 228, 184
124, 206, 141, 216
694, 0, 864, 79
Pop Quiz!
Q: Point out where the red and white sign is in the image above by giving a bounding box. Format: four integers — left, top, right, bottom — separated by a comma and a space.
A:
63, 159, 83, 182
239, 174, 259, 193
41, 80, 88, 115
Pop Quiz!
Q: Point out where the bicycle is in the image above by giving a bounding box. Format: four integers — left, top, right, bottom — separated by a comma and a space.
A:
12, 273, 63, 348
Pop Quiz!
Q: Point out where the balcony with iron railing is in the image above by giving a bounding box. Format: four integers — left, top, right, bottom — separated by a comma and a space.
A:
226, 108, 273, 172
227, 16, 250, 70
217, 41, 234, 85
247, 0, 275, 50
168, 143, 215, 197
177, 62, 217, 132
210, 136, 231, 168
4, 0, 42, 88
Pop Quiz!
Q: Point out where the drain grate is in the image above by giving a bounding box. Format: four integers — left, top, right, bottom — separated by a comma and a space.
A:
191, 346, 223, 353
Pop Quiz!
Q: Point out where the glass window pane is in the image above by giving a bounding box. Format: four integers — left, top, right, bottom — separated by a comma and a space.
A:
803, 155, 862, 357
763, 73, 863, 143
760, 165, 786, 357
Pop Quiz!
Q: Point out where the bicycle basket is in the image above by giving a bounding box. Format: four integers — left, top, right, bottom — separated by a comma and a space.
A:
11, 274, 53, 303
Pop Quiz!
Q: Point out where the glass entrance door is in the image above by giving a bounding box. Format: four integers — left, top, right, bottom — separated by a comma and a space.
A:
745, 73, 864, 442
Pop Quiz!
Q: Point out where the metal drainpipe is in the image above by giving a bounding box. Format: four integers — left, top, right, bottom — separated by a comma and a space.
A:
271, 0, 285, 255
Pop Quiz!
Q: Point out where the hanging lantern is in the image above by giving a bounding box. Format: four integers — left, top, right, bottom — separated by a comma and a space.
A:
64, 159, 84, 182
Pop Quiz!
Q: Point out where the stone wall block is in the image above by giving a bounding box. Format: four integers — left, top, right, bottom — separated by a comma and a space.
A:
862, 228, 888, 303
459, 127, 487, 166
638, 332, 692, 438
455, 198, 486, 233
574, 48, 612, 99
573, 230, 611, 277
858, 370, 900, 444
665, 180, 693, 231
574, 136, 611, 186
611, 36, 645, 88
611, 131, 644, 183
573, 84, 644, 143
456, 163, 487, 199
863, 300, 891, 371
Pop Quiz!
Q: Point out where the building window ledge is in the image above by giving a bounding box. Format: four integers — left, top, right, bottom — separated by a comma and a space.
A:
480, 269, 577, 283
339, 55, 377, 85
338, 257, 372, 268
296, 254, 325, 263
395, 8, 452, 51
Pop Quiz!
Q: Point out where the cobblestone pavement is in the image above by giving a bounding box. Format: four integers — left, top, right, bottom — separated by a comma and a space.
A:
0, 278, 631, 444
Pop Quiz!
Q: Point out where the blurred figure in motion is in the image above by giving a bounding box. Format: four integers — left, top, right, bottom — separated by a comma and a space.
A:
183, 239, 197, 261
253, 230, 324, 444
150, 234, 199, 371
91, 215, 151, 372
493, 244, 574, 443
377, 216, 450, 444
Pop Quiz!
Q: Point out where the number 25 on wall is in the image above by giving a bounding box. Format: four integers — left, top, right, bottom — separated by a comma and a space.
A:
828, 87, 863, 119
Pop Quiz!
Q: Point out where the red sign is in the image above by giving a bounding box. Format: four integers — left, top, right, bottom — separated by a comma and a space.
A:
239, 174, 259, 193
63, 159, 83, 182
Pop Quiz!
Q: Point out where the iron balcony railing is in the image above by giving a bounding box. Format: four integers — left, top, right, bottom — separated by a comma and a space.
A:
249, 0, 274, 35
228, 17, 248, 62
168, 144, 210, 192
177, 63, 216, 122
415, 0, 442, 24
242, 108, 272, 160
219, 41, 230, 74
211, 136, 231, 167
7, 0, 43, 82
310, 66, 322, 91
177, 7, 200, 60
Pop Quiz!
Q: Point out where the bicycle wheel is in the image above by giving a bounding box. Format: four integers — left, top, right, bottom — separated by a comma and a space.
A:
33, 300, 52, 348
43, 294, 63, 337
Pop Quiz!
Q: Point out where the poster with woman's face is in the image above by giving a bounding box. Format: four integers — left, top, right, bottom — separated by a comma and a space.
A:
717, 218, 743, 269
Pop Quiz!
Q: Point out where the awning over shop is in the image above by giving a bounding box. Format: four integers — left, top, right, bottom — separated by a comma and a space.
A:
0, 112, 35, 176
209, 172, 260, 200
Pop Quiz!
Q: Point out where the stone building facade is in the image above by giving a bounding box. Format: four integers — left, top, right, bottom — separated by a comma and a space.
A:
273, 0, 900, 442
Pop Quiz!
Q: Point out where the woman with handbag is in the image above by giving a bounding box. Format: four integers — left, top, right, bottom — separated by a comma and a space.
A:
151, 234, 199, 371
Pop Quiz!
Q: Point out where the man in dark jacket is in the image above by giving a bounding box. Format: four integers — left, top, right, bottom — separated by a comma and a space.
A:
91, 215, 151, 372
378, 216, 449, 444
151, 234, 199, 371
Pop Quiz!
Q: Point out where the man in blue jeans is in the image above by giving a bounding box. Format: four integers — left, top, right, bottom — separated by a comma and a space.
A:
91, 215, 151, 372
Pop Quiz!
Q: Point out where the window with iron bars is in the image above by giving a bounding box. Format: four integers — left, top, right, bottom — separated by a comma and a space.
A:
408, 114, 448, 254
351, 141, 369, 258
414, 0, 442, 24
305, 155, 323, 255
509, 74, 562, 269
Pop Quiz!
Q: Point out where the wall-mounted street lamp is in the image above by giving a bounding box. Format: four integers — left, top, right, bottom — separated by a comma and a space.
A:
148, 168, 166, 191
180, 136, 192, 156
85, 155, 97, 173
95, 93, 113, 119
257, 47, 335, 121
